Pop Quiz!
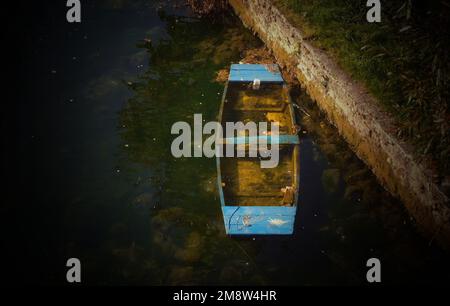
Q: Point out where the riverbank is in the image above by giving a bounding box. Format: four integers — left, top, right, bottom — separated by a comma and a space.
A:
272, 0, 450, 178
226, 0, 450, 249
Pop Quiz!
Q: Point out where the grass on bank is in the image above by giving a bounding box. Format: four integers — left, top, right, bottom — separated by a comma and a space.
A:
272, 0, 449, 179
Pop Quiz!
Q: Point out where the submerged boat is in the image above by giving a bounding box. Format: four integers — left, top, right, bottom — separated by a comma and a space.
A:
217, 64, 300, 235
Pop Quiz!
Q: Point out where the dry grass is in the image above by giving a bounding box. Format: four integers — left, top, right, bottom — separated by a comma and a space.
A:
187, 0, 229, 16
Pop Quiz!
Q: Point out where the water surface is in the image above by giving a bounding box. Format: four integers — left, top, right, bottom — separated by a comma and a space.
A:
8, 0, 450, 285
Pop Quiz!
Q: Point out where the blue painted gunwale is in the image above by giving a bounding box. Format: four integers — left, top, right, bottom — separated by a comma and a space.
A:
216, 64, 300, 236
229, 64, 284, 83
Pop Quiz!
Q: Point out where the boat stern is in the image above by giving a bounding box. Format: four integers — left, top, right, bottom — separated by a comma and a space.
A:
222, 206, 296, 235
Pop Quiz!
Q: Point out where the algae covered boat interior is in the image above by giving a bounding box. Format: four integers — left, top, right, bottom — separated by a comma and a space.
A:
220, 145, 297, 206
220, 82, 299, 207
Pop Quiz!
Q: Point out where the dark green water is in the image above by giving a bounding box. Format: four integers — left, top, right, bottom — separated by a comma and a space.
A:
5, 0, 449, 285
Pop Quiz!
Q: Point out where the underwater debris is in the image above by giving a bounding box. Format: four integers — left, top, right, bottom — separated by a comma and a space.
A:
215, 69, 229, 83
187, 0, 229, 16
240, 47, 275, 65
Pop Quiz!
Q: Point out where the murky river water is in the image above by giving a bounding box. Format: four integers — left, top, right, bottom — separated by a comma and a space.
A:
6, 0, 449, 285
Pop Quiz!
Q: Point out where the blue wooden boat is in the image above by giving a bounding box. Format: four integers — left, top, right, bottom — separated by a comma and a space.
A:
217, 64, 300, 235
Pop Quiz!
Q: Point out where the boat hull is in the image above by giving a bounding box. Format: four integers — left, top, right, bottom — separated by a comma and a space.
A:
217, 64, 299, 236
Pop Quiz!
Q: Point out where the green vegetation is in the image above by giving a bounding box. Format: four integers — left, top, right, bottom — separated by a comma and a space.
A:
273, 0, 450, 177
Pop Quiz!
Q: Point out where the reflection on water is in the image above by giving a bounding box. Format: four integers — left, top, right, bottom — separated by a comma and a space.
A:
13, 1, 450, 285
